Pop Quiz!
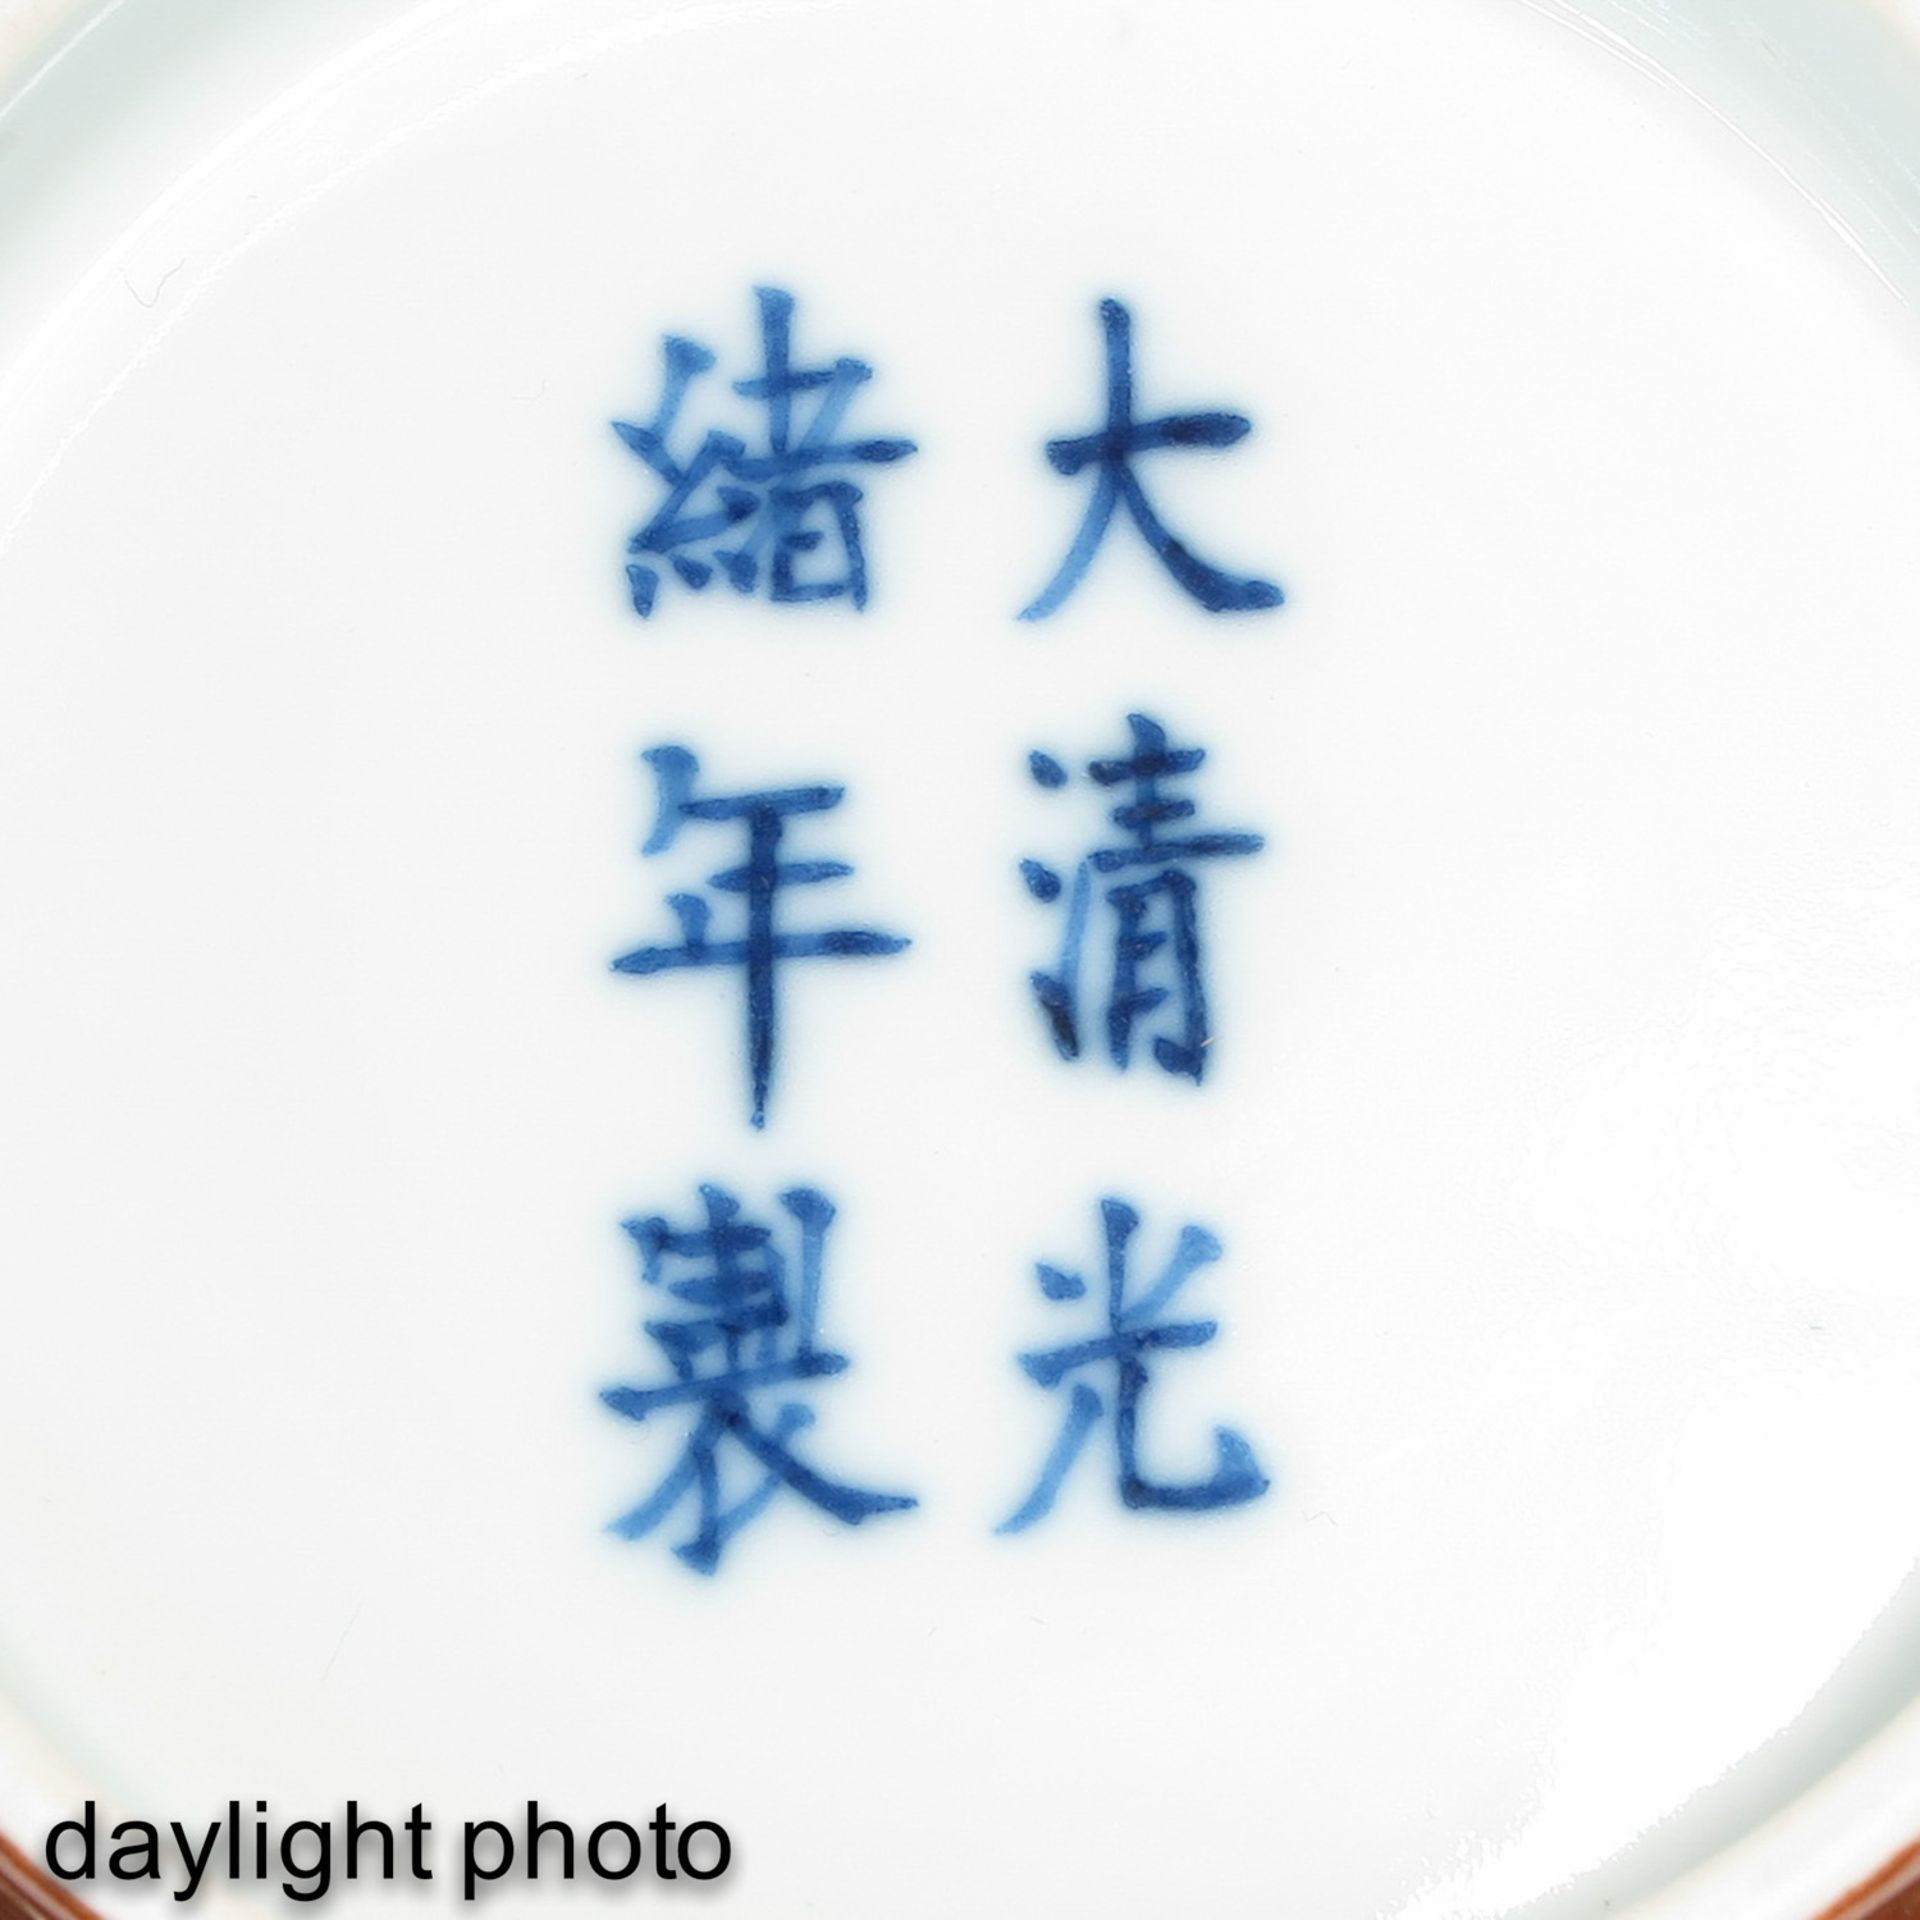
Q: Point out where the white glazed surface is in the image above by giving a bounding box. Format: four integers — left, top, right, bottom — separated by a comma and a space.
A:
3, 3, 1920, 1917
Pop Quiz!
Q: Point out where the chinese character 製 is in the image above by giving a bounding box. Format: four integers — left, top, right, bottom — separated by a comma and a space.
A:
612, 744, 910, 1128
1021, 712, 1264, 1082
998, 1197, 1270, 1533
614, 286, 918, 617
603, 1185, 917, 1574
1020, 297, 1282, 620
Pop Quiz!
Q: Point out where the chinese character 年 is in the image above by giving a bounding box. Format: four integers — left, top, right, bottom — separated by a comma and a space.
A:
612, 745, 909, 1129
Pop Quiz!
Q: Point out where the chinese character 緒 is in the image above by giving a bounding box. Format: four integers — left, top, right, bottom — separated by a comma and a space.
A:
603, 1185, 917, 1574
612, 744, 910, 1129
615, 286, 918, 617
998, 1197, 1270, 1532
1020, 297, 1282, 620
1021, 712, 1263, 1082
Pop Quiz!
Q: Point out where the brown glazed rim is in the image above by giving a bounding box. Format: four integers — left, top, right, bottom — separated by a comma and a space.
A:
0, 1830, 97, 1920
1815, 1837, 1920, 1920
1, 1822, 1916, 1919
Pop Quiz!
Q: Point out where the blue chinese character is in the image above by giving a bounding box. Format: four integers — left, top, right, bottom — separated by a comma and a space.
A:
612, 745, 910, 1129
1020, 297, 1283, 619
602, 1185, 918, 1575
998, 1198, 1270, 1533
1021, 713, 1263, 1081
614, 286, 918, 617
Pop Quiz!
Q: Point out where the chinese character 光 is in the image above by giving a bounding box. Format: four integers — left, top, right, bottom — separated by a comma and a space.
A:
1020, 297, 1283, 620
603, 1185, 917, 1574
614, 286, 918, 617
612, 745, 910, 1129
998, 1197, 1270, 1533
1021, 712, 1264, 1082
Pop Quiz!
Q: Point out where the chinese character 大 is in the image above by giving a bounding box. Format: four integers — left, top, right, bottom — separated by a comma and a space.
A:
1020, 296, 1283, 620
